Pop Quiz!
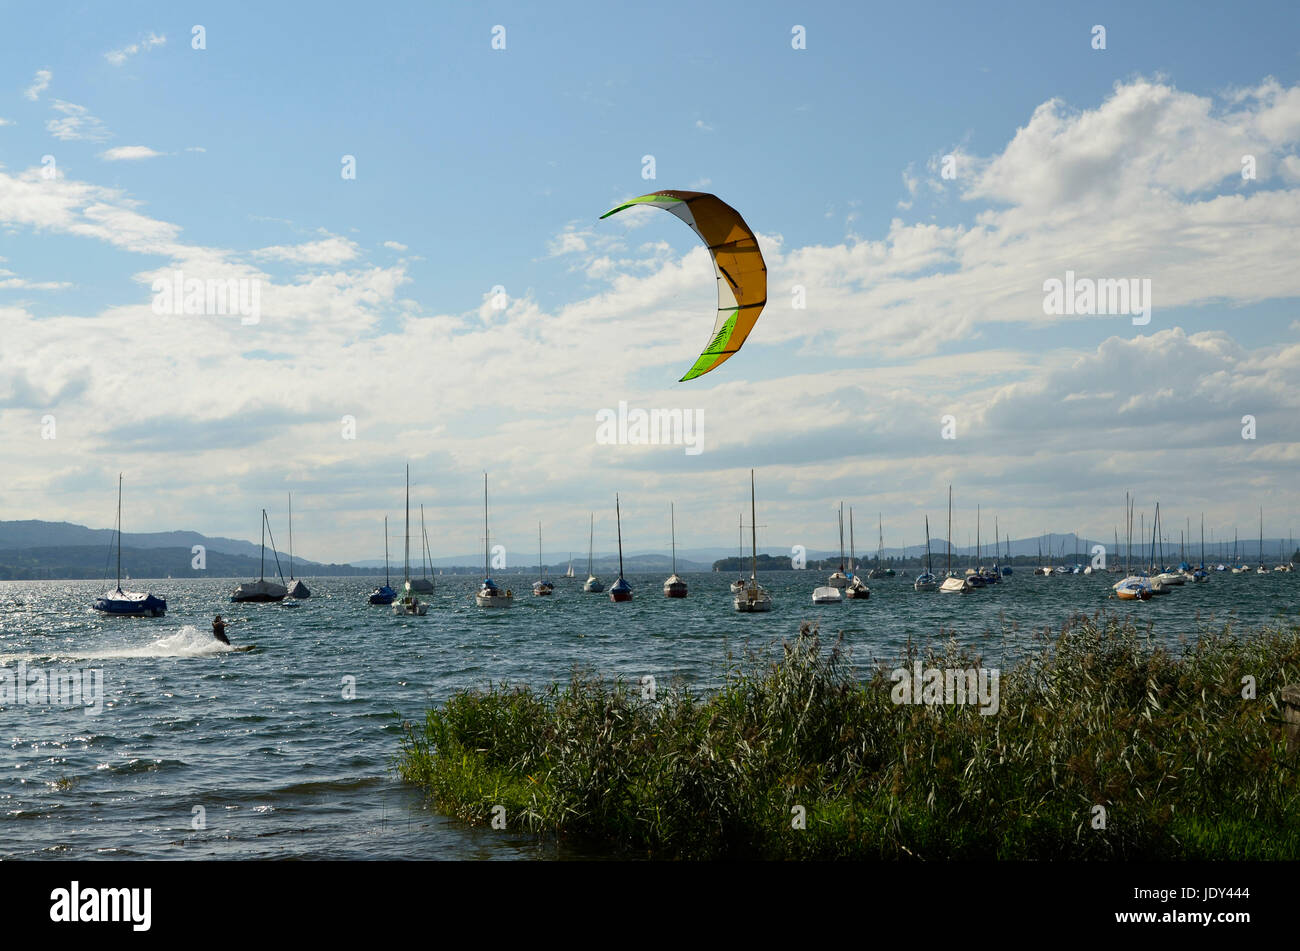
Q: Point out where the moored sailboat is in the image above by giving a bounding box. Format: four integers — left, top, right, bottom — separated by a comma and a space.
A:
734, 470, 772, 612
609, 494, 633, 602
232, 508, 289, 603
394, 466, 428, 615
532, 523, 554, 596
914, 514, 938, 591
93, 474, 167, 617
663, 503, 688, 597
409, 505, 436, 594
828, 504, 849, 588
476, 473, 513, 608
368, 516, 398, 605
939, 486, 972, 594
285, 492, 310, 599
582, 514, 604, 593
845, 507, 870, 599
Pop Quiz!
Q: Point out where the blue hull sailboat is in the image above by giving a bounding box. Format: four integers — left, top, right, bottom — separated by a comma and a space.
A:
93, 475, 167, 617
369, 515, 397, 605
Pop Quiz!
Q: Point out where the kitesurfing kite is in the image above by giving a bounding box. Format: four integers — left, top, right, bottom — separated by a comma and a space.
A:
600, 190, 766, 381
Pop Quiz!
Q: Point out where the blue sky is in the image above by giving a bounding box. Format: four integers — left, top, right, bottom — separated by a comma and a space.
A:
3, 0, 1300, 564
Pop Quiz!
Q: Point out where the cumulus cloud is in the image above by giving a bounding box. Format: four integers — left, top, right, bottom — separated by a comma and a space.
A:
3, 76, 1300, 560
100, 145, 163, 161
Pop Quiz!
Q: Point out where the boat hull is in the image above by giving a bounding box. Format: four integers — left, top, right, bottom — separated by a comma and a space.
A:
93, 592, 167, 617
582, 577, 605, 593
812, 586, 842, 604
232, 579, 287, 603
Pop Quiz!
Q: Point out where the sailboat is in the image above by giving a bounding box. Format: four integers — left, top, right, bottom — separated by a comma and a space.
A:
609, 494, 633, 602
663, 503, 688, 597
828, 504, 849, 587
939, 486, 972, 594
368, 516, 398, 605
582, 514, 604, 593
286, 492, 310, 599
1113, 492, 1153, 600
845, 508, 870, 599
232, 509, 289, 602
1192, 514, 1210, 582
565, 555, 575, 579
1257, 508, 1268, 573
532, 523, 554, 596
878, 515, 895, 577
914, 515, 938, 591
93, 475, 167, 617
409, 505, 436, 593
866, 513, 886, 579
394, 466, 428, 615
476, 473, 513, 608
734, 470, 773, 612
730, 515, 747, 593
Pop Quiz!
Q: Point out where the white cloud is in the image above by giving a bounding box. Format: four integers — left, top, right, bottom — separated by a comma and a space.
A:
3, 76, 1300, 560
23, 69, 51, 101
252, 236, 360, 266
100, 145, 163, 161
105, 33, 166, 66
383, 240, 408, 252
0, 118, 12, 127
46, 101, 111, 142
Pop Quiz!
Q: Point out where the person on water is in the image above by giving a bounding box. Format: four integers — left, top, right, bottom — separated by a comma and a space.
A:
212, 614, 230, 645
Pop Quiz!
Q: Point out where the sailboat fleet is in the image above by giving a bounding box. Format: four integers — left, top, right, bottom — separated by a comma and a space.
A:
87, 470, 1295, 621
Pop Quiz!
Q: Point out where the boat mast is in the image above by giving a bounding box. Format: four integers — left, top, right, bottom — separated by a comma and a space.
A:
288, 491, 295, 581
404, 465, 411, 584
749, 470, 758, 582
837, 505, 845, 572
116, 474, 123, 590
616, 494, 625, 580
849, 508, 855, 576
946, 485, 952, 575
587, 513, 594, 575
483, 473, 490, 578
976, 505, 981, 569
260, 508, 267, 581
538, 522, 544, 580
670, 503, 677, 574
925, 514, 933, 573
384, 515, 390, 587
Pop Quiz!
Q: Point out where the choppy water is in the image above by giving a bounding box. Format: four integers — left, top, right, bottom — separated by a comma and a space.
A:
3, 569, 1297, 859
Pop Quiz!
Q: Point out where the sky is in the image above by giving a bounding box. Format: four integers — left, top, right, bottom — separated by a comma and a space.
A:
2, 0, 1300, 565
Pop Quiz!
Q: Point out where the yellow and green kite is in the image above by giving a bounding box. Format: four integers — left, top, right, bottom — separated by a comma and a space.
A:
600, 190, 767, 381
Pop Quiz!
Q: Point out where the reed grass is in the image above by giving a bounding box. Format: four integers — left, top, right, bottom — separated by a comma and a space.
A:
397, 614, 1300, 859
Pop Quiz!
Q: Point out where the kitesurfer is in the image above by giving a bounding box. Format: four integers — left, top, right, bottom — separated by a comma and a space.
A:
212, 614, 230, 645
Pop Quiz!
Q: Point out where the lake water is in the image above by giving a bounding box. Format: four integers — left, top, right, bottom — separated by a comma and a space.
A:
3, 569, 1297, 859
